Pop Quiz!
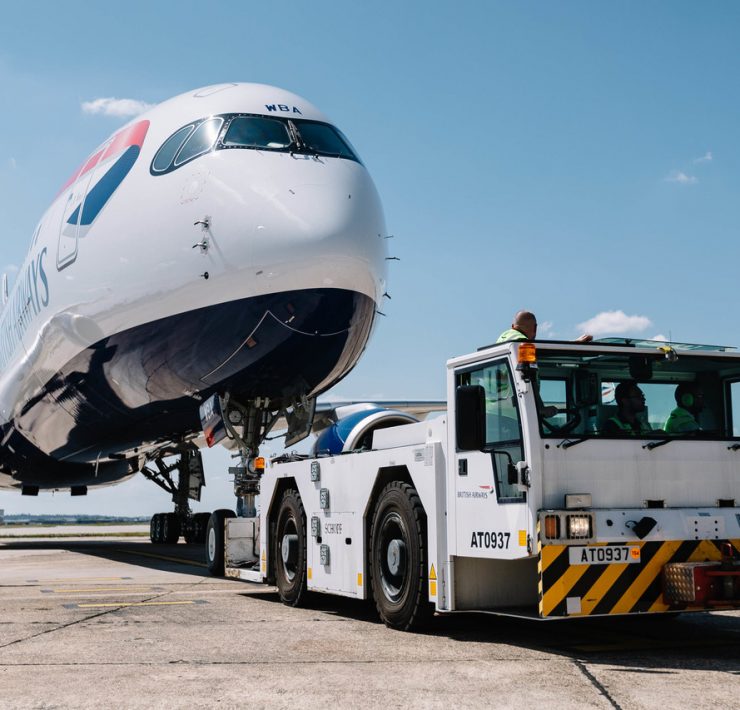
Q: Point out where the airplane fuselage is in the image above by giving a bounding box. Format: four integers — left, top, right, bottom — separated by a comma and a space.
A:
0, 83, 387, 490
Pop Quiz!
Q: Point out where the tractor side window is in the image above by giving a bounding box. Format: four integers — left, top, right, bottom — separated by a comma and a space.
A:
459, 360, 525, 503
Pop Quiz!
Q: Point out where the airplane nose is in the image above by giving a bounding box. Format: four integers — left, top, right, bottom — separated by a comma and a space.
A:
249, 165, 387, 299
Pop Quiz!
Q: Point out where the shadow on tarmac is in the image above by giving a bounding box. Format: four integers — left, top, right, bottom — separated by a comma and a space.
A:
5, 538, 740, 672
239, 586, 740, 672
0, 538, 209, 577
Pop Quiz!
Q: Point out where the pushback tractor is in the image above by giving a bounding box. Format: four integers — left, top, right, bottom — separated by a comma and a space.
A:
205, 339, 740, 630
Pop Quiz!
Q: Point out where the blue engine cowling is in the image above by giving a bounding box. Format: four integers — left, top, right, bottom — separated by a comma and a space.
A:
312, 405, 419, 455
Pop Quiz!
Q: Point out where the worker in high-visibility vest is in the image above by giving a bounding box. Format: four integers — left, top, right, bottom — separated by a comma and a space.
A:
496, 310, 593, 344
664, 383, 704, 434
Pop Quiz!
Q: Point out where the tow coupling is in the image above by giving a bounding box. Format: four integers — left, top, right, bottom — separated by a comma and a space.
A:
663, 543, 740, 606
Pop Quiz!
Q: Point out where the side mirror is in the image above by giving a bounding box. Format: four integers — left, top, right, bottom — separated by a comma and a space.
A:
456, 385, 486, 450
507, 461, 518, 485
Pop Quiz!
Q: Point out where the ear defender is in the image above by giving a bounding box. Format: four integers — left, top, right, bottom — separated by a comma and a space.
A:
681, 392, 694, 408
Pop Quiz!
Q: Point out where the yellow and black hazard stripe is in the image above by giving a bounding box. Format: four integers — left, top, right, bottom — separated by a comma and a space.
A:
539, 537, 740, 617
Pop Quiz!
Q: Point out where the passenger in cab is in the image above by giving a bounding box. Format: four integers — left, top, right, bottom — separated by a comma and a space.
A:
603, 381, 652, 436
496, 310, 593, 344
664, 383, 704, 434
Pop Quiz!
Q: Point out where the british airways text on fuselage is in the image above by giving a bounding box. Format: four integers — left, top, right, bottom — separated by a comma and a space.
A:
0, 82, 387, 490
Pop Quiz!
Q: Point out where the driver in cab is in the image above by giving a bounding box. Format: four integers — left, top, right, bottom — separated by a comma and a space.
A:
603, 381, 653, 436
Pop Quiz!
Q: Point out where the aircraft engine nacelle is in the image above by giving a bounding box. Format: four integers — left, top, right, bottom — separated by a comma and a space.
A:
312, 404, 419, 455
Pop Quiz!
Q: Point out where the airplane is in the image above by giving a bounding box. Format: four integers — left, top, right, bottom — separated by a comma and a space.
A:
0, 82, 416, 544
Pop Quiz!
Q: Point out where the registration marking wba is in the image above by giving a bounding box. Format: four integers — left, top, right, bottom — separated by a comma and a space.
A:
568, 545, 641, 565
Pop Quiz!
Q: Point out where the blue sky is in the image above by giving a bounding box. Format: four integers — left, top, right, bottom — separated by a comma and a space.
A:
1, 1, 740, 515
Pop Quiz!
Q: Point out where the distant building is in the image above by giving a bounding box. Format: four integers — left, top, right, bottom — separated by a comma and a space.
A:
0, 509, 4, 525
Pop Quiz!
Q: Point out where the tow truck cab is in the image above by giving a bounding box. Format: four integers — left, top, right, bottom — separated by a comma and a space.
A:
451, 338, 740, 617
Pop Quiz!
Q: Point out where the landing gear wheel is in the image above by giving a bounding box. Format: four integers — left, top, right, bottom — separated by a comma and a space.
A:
185, 512, 211, 545
274, 489, 307, 606
162, 512, 180, 544
150, 513, 163, 544
206, 509, 236, 576
369, 481, 432, 631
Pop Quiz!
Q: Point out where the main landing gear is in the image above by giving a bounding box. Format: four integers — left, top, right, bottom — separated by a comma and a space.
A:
141, 446, 210, 545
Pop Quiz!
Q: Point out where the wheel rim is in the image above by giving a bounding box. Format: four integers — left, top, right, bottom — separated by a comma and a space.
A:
280, 518, 299, 582
378, 511, 408, 603
208, 525, 217, 561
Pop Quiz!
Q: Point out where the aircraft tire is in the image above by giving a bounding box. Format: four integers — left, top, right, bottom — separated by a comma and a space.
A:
150, 513, 164, 544
369, 481, 433, 631
274, 489, 307, 607
194, 512, 211, 543
206, 509, 236, 576
162, 513, 180, 544
184, 512, 210, 544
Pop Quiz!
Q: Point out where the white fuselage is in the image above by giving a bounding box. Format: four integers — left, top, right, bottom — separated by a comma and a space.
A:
0, 83, 387, 489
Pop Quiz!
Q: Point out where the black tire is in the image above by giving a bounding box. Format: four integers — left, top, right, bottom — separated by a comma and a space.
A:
162, 513, 181, 544
206, 509, 236, 576
274, 489, 307, 606
188, 512, 211, 544
369, 481, 433, 631
150, 513, 163, 544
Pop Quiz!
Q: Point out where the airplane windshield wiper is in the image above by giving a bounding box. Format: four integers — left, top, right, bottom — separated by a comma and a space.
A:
643, 438, 671, 451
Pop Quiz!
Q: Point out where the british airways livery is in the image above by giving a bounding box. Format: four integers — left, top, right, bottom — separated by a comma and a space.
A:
0, 83, 390, 543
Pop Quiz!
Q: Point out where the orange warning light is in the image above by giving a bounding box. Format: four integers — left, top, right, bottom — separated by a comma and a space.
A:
544, 515, 560, 539
255, 457, 266, 471
518, 342, 537, 364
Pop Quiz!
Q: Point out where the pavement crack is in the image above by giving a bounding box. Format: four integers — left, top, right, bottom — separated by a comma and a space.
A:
0, 587, 183, 651
573, 659, 622, 710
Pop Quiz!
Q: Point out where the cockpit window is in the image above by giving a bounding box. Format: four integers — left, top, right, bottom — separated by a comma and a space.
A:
223, 116, 291, 149
292, 120, 358, 161
150, 113, 361, 175
174, 117, 224, 167
152, 124, 194, 173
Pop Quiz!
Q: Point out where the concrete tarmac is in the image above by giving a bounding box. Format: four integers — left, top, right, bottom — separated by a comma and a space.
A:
1, 533, 739, 709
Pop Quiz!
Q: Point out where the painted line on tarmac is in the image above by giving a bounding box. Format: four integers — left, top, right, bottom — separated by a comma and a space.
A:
28, 577, 134, 583
42, 587, 164, 594
112, 548, 209, 568
64, 600, 208, 609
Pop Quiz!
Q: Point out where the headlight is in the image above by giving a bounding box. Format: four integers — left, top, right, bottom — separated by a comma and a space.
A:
566, 514, 592, 539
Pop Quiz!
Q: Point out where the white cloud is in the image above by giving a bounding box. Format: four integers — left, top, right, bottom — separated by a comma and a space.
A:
665, 170, 698, 185
538, 320, 555, 337
694, 151, 712, 164
651, 333, 668, 342
81, 97, 154, 118
2, 263, 19, 276
577, 310, 652, 336
8, 157, 16, 169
